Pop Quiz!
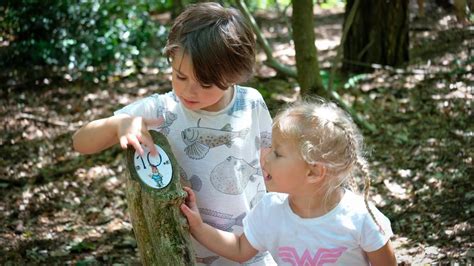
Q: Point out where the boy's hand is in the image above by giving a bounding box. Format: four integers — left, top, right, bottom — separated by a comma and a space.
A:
180, 187, 203, 229
117, 115, 163, 156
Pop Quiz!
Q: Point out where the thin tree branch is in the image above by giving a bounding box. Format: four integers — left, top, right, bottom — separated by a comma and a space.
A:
235, 0, 297, 78
17, 112, 69, 127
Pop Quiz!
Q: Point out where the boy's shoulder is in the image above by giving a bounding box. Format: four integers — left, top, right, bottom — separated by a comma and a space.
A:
155, 91, 178, 102
235, 85, 265, 100
147, 91, 179, 108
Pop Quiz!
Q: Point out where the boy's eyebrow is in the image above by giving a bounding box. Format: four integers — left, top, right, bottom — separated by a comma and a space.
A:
172, 67, 186, 76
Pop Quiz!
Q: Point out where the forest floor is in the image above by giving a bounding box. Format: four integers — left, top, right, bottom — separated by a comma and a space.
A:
0, 2, 473, 265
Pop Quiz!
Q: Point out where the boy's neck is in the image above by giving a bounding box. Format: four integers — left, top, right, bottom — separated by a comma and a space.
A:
201, 85, 235, 112
220, 85, 235, 110
288, 187, 344, 219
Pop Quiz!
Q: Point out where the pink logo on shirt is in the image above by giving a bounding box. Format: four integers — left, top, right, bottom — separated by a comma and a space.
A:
277, 246, 347, 266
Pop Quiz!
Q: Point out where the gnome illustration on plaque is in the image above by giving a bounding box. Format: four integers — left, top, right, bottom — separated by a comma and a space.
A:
133, 144, 173, 189
150, 165, 164, 187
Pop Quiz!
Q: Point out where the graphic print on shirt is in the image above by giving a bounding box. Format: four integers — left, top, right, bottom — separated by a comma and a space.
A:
278, 246, 347, 266
179, 166, 203, 192
195, 256, 220, 266
255, 131, 272, 150
227, 88, 269, 116
210, 156, 261, 195
154, 108, 177, 136
181, 119, 249, 159
199, 208, 245, 232
250, 183, 266, 209
170, 92, 179, 103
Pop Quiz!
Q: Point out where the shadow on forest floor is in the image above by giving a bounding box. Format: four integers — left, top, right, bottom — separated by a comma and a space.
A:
0, 3, 473, 265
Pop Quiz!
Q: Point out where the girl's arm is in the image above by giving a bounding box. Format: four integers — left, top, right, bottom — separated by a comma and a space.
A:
366, 240, 397, 266
180, 187, 259, 263
73, 114, 161, 156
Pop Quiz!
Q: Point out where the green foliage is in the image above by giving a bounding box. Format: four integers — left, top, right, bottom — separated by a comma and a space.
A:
343, 73, 368, 89
245, 0, 290, 11
320, 69, 342, 90
0, 0, 170, 81
244, 0, 345, 10
319, 0, 345, 9
70, 241, 96, 253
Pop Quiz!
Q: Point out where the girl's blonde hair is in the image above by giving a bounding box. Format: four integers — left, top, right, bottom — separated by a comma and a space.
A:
273, 98, 383, 232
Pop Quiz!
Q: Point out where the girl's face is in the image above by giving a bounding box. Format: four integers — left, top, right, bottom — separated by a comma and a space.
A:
263, 127, 311, 194
171, 50, 233, 112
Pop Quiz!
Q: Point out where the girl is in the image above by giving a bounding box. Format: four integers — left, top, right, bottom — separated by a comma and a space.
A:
73, 3, 274, 265
181, 99, 397, 265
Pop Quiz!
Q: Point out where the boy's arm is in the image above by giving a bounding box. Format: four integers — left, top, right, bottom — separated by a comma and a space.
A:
366, 241, 397, 266
73, 114, 161, 155
180, 187, 258, 263
73, 115, 123, 154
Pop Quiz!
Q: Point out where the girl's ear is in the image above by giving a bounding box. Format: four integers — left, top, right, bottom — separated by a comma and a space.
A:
307, 164, 326, 184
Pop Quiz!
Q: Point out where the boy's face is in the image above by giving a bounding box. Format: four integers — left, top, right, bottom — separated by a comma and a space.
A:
171, 50, 233, 112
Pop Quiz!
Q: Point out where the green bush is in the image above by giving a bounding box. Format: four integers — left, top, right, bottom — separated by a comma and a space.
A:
0, 0, 170, 81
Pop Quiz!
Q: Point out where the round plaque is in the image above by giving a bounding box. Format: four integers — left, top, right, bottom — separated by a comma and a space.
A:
133, 145, 173, 189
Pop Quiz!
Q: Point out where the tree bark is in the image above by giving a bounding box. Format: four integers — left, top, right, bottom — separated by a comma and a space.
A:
125, 131, 196, 265
291, 0, 325, 96
343, 0, 409, 72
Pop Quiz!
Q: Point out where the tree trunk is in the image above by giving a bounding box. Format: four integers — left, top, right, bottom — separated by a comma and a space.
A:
171, 0, 185, 19
125, 131, 196, 265
291, 0, 325, 96
343, 0, 409, 72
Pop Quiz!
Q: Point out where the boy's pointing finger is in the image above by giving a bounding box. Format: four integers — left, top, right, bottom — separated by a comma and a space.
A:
139, 132, 158, 157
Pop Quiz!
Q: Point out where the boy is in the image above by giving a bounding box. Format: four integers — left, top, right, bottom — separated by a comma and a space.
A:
73, 3, 274, 265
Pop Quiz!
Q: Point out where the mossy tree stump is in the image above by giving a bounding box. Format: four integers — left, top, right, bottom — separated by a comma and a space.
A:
125, 131, 196, 265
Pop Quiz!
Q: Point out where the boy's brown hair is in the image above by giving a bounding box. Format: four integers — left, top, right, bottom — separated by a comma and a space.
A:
164, 2, 256, 90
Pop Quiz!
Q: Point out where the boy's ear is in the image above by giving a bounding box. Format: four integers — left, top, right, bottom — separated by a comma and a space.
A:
307, 164, 326, 184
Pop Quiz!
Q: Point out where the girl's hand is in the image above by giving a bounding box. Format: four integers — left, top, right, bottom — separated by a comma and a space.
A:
117, 115, 163, 156
180, 187, 203, 229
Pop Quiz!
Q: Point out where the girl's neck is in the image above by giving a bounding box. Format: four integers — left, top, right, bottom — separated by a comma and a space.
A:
288, 187, 344, 219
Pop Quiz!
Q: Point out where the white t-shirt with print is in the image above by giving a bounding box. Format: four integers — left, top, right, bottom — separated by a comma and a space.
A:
115, 86, 275, 265
243, 190, 393, 265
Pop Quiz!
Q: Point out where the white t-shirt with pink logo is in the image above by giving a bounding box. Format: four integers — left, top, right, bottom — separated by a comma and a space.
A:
243, 190, 393, 265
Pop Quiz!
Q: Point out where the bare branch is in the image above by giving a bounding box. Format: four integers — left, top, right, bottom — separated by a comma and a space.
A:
235, 0, 297, 78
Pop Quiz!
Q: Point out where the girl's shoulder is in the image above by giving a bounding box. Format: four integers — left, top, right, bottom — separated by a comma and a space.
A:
340, 190, 374, 215
340, 190, 392, 229
249, 192, 288, 221
257, 192, 288, 209
263, 192, 288, 202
